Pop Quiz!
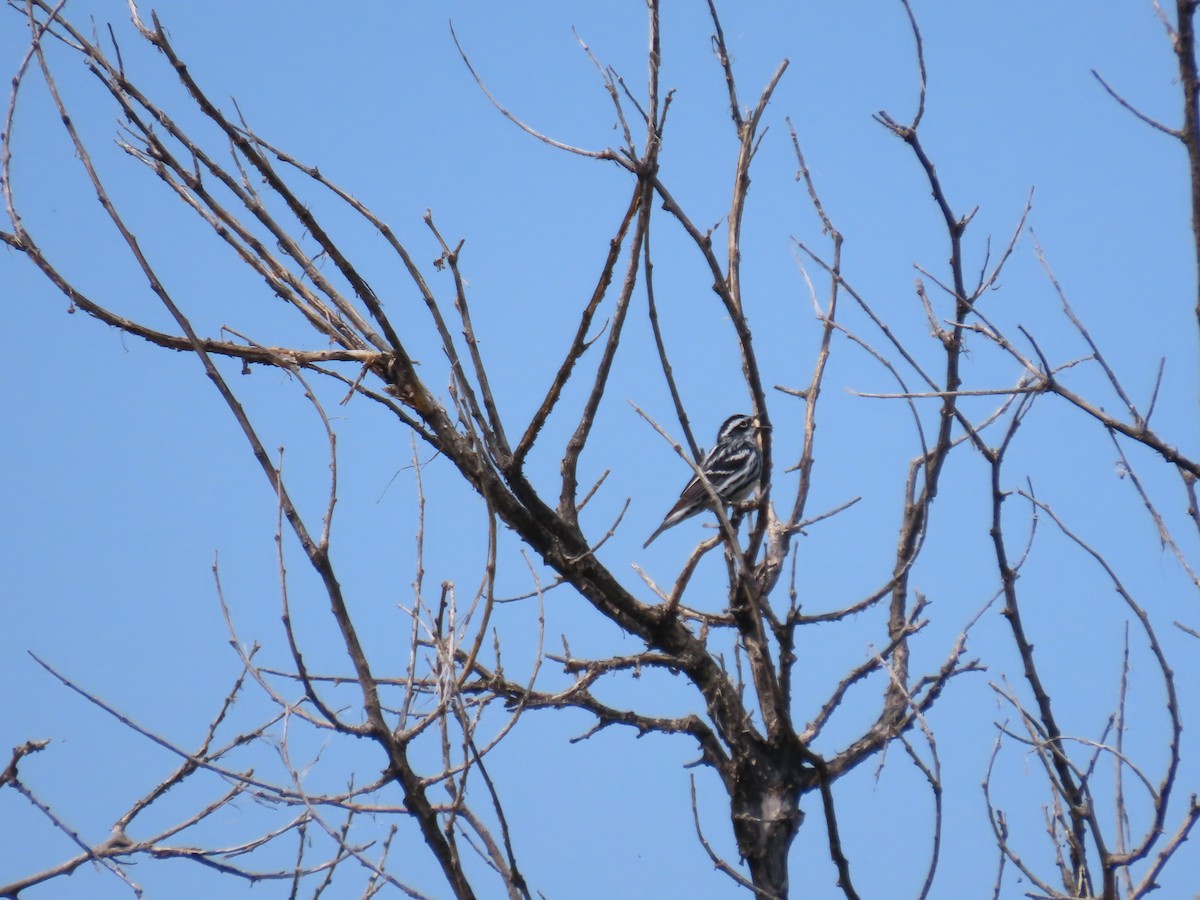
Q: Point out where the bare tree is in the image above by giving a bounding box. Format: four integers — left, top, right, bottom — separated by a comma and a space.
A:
3, 2, 1199, 898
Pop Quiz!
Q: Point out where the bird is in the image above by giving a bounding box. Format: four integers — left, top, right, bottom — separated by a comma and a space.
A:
643, 413, 764, 548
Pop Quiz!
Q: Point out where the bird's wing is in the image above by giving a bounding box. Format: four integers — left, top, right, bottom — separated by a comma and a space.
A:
668, 472, 708, 515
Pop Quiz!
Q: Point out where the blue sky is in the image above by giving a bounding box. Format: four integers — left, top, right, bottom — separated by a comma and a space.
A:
3, 2, 1199, 898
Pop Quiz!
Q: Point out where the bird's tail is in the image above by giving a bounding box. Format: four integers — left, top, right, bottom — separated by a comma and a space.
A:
642, 521, 670, 549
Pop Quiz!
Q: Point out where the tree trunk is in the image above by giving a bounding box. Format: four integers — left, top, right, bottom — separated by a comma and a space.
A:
730, 753, 804, 898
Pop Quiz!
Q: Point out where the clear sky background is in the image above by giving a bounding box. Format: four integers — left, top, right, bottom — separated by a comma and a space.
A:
3, 2, 1200, 898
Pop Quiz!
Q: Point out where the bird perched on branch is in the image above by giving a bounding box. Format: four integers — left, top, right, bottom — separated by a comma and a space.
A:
643, 413, 765, 548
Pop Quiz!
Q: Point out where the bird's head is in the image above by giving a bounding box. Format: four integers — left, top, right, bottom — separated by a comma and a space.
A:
718, 413, 769, 443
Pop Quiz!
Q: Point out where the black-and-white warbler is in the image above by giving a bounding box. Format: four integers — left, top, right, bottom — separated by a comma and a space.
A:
643, 413, 765, 548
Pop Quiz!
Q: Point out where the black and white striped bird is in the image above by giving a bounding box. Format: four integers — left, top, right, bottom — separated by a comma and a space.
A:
643, 413, 765, 548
